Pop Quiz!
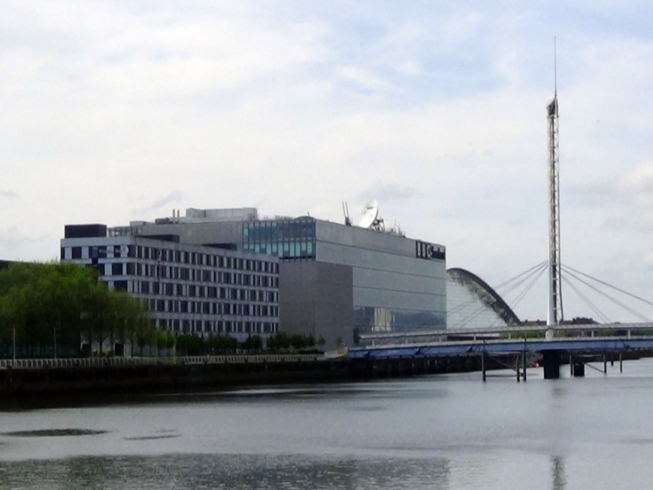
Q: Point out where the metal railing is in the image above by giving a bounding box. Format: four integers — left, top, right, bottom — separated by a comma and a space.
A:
0, 353, 324, 370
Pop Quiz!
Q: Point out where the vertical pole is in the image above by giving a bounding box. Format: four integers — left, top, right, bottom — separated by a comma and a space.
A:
570, 354, 574, 376
522, 350, 527, 382
619, 353, 623, 373
546, 52, 562, 338
603, 353, 607, 374
54, 320, 58, 360
516, 355, 521, 383
481, 350, 486, 382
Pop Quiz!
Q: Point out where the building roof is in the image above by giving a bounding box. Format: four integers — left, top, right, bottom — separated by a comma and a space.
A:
446, 267, 521, 329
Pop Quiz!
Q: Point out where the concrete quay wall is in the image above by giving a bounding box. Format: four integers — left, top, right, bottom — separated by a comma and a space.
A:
0, 354, 520, 396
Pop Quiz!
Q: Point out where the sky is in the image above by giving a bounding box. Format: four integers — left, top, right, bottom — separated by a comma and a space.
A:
2, 0, 653, 323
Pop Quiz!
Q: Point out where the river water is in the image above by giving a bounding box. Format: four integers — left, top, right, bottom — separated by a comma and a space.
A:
2, 359, 653, 489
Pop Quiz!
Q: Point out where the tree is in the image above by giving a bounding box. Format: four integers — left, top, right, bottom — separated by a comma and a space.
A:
242, 335, 263, 352
316, 335, 326, 347
0, 262, 149, 358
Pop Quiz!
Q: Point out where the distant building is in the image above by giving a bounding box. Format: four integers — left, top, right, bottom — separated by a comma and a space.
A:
98, 207, 447, 348
446, 268, 521, 329
60, 224, 279, 342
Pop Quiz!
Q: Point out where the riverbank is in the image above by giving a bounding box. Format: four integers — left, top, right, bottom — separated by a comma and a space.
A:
0, 353, 524, 397
2, 350, 645, 397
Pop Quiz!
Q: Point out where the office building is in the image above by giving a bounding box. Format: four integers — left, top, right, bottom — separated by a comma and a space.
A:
108, 206, 447, 347
60, 224, 280, 342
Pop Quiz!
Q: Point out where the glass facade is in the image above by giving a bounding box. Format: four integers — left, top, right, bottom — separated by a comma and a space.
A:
244, 218, 447, 345
242, 219, 316, 259
446, 269, 520, 329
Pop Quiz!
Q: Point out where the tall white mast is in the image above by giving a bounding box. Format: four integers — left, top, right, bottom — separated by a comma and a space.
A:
546, 38, 563, 339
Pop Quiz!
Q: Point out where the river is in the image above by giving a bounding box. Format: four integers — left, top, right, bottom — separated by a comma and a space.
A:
2, 359, 653, 489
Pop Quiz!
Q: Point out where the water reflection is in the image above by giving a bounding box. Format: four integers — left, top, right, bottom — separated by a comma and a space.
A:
0, 454, 450, 490
3, 360, 653, 489
551, 456, 566, 490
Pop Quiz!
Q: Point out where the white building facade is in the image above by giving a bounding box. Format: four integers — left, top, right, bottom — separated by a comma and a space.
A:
60, 225, 279, 341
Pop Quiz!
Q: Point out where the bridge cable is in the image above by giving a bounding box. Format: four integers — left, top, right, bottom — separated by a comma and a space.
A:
491, 260, 549, 291
448, 262, 548, 330
562, 264, 653, 309
562, 268, 652, 323
487, 263, 548, 328
561, 270, 611, 324
506, 263, 548, 312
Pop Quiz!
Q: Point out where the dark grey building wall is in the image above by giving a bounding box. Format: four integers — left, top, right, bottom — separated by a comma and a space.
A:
315, 221, 446, 334
136, 222, 244, 249
279, 261, 353, 349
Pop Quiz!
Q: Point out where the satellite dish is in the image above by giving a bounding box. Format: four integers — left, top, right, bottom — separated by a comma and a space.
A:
358, 200, 379, 228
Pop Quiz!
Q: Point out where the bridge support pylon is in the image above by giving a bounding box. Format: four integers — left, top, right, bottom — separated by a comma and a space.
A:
542, 350, 561, 379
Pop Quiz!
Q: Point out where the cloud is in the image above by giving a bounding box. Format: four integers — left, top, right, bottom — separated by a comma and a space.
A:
359, 182, 418, 202
0, 190, 16, 198
574, 163, 653, 231
133, 191, 183, 216
1, 1, 653, 321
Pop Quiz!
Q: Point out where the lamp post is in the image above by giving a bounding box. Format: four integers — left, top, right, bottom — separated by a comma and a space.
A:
53, 319, 59, 360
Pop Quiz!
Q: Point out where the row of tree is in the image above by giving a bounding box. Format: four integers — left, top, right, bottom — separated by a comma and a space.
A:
136, 332, 326, 356
0, 262, 150, 357
0, 262, 333, 358
266, 331, 326, 351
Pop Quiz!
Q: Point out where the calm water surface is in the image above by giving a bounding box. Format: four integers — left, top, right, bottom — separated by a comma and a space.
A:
2, 359, 653, 489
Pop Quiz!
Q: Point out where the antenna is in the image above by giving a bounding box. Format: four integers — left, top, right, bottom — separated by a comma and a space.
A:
358, 200, 379, 229
342, 202, 352, 226
554, 37, 557, 96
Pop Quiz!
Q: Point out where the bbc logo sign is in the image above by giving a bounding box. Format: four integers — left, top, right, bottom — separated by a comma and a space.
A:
416, 241, 445, 261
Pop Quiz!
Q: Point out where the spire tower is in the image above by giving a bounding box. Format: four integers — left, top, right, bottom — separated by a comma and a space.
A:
546, 38, 563, 338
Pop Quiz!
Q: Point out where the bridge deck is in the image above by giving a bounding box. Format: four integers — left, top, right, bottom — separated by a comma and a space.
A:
348, 337, 653, 359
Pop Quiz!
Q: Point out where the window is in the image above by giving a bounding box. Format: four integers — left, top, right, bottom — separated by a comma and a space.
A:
112, 263, 124, 275
71, 247, 82, 259
126, 263, 135, 275
114, 280, 128, 291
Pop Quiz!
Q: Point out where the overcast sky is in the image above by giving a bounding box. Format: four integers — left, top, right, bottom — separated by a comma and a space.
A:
2, 0, 653, 322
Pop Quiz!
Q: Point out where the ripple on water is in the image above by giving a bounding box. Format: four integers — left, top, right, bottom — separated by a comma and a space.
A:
2, 429, 109, 437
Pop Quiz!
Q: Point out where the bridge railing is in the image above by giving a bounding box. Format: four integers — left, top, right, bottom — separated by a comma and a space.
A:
0, 353, 324, 370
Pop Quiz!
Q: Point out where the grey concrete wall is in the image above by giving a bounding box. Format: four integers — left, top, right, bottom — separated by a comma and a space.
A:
137, 222, 244, 249
279, 261, 353, 349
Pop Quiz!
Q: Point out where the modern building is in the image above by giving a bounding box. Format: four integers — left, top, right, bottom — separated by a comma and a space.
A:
446, 268, 521, 330
60, 224, 280, 342
102, 207, 447, 348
